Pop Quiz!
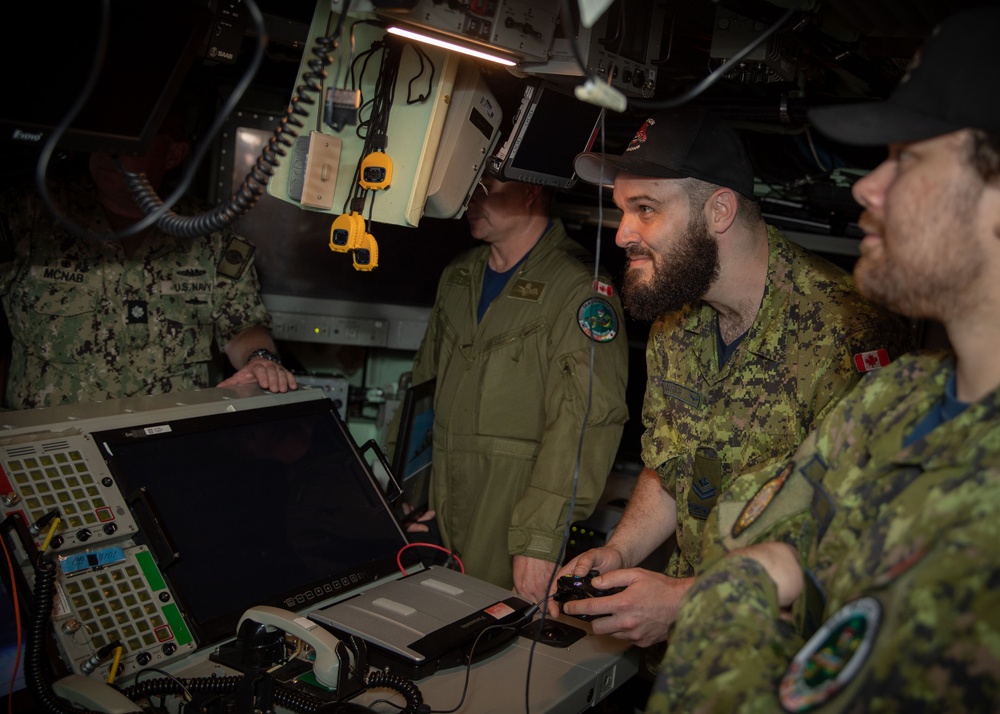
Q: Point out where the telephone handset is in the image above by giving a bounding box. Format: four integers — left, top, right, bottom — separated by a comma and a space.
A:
238, 605, 349, 689
51, 673, 143, 713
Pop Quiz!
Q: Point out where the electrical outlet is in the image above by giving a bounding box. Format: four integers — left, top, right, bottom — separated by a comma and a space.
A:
301, 131, 342, 210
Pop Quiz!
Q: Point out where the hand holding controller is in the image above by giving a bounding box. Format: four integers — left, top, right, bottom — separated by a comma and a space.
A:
553, 569, 625, 621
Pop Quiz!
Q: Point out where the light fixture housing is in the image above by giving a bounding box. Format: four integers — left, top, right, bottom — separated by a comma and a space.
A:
386, 25, 517, 67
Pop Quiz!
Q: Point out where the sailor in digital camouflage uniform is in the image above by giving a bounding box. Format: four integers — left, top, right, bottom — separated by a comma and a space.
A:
649, 7, 1000, 712
407, 177, 628, 604
0, 129, 295, 410
547, 108, 911, 654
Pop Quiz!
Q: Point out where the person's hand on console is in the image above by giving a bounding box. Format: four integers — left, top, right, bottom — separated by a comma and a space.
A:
218, 357, 298, 393
513, 554, 558, 606
546, 546, 626, 618
400, 503, 437, 534
561, 568, 694, 648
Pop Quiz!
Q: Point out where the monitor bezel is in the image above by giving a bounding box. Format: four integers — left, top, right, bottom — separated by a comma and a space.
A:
492, 81, 604, 190
390, 378, 436, 488
91, 396, 409, 647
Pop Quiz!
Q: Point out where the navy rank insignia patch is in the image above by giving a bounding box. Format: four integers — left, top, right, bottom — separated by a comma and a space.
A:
126, 300, 148, 324
577, 297, 618, 342
732, 461, 794, 538
218, 236, 255, 280
779, 597, 882, 712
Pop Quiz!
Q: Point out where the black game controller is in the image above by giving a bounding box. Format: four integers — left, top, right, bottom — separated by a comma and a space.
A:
553, 570, 625, 620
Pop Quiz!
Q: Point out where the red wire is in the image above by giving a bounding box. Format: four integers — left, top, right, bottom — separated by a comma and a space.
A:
395, 542, 464, 575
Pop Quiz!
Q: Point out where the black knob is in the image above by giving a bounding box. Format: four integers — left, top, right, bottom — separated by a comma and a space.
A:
136, 652, 151, 666
103, 522, 118, 536
77, 528, 92, 542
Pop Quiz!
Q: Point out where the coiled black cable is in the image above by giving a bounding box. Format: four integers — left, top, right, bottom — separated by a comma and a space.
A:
25, 558, 103, 714
37, 0, 349, 241
123, 8, 345, 239
121, 673, 328, 712
366, 668, 424, 713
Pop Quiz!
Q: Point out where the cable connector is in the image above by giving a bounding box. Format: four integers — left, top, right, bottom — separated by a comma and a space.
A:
329, 213, 365, 253
359, 152, 393, 190
325, 88, 361, 132
352, 233, 379, 271
80, 640, 122, 675
574, 78, 627, 113
29, 509, 60, 537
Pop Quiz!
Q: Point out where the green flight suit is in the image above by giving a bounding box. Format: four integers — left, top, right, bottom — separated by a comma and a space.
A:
411, 219, 629, 590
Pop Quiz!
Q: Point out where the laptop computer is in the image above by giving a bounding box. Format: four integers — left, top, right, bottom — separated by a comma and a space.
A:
309, 565, 532, 679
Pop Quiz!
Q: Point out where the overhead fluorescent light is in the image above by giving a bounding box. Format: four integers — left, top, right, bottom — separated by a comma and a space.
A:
386, 25, 517, 67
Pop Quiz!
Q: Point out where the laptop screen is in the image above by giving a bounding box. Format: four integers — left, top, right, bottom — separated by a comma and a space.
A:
391, 378, 435, 485
92, 396, 409, 646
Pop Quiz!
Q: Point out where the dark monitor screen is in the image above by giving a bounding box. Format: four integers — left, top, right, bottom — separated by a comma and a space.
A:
391, 379, 435, 484
2, 1, 213, 155
494, 82, 604, 189
92, 396, 409, 646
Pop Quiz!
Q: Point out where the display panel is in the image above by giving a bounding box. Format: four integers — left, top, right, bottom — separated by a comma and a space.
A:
391, 379, 435, 485
490, 82, 604, 189
93, 397, 408, 645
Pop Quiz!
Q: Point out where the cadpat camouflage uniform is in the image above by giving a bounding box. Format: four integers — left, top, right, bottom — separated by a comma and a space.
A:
0, 180, 271, 409
644, 225, 911, 579
411, 218, 629, 590
649, 352, 1000, 713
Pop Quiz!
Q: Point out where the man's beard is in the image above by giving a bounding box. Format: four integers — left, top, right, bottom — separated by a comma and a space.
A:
854, 176, 984, 322
622, 214, 720, 322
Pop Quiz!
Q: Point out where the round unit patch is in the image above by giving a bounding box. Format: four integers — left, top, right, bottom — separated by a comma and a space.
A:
779, 596, 882, 712
577, 298, 618, 342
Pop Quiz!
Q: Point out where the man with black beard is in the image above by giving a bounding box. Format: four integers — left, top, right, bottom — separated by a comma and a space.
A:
546, 107, 911, 668
648, 7, 1000, 711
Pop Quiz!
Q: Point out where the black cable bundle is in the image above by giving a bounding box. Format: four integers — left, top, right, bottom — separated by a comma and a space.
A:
25, 558, 104, 714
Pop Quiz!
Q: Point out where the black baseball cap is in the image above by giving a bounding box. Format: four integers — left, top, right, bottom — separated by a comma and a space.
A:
573, 106, 755, 198
809, 6, 1000, 146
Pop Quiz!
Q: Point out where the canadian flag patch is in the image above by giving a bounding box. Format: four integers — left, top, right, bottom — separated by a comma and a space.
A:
854, 349, 890, 373
593, 279, 614, 297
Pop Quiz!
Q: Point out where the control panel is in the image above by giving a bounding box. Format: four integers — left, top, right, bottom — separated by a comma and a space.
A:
270, 310, 389, 347
0, 433, 196, 679
261, 296, 432, 351
521, 0, 668, 99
